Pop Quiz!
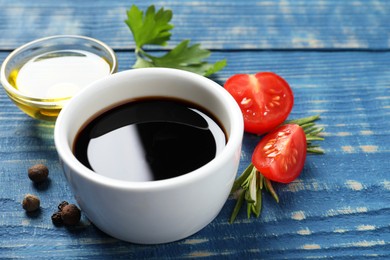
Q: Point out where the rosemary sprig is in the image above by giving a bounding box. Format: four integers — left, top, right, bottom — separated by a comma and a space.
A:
229, 115, 324, 223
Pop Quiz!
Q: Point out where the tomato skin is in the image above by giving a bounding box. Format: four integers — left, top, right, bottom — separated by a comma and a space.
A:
224, 72, 294, 135
252, 124, 307, 183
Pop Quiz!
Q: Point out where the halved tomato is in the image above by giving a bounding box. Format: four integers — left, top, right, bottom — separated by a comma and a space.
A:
224, 72, 294, 135
252, 124, 307, 183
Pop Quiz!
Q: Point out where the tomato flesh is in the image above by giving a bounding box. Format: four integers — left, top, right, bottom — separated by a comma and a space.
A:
224, 72, 294, 135
252, 124, 307, 183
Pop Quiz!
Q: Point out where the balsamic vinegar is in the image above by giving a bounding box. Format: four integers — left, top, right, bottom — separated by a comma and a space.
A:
73, 98, 227, 182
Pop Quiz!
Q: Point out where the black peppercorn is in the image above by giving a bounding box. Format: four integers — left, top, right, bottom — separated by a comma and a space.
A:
22, 194, 40, 212
28, 164, 49, 183
61, 204, 81, 226
58, 201, 69, 211
51, 211, 63, 226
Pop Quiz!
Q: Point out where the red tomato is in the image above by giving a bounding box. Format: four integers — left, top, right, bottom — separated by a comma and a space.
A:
224, 72, 294, 135
252, 124, 307, 183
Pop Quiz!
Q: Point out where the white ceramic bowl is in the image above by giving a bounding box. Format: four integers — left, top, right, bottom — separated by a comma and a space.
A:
54, 68, 244, 244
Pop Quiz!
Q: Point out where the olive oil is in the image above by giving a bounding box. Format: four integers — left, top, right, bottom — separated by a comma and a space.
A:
8, 50, 111, 120
73, 98, 227, 182
10, 50, 111, 99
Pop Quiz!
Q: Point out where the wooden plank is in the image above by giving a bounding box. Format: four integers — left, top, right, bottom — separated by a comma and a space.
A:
0, 0, 389, 50
0, 50, 389, 258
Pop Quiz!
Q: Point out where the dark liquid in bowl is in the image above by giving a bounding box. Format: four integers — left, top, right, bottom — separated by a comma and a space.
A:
73, 98, 227, 182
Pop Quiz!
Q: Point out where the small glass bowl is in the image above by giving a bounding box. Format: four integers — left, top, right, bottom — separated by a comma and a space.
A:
0, 35, 117, 121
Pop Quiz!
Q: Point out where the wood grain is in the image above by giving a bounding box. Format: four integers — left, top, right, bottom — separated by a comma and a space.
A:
0, 0, 389, 50
1, 50, 389, 258
0, 0, 389, 258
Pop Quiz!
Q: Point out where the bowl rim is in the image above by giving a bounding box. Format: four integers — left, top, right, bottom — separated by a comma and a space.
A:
0, 35, 117, 107
54, 68, 244, 191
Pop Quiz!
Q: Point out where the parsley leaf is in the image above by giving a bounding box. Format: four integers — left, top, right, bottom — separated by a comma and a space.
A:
125, 5, 173, 48
125, 5, 226, 77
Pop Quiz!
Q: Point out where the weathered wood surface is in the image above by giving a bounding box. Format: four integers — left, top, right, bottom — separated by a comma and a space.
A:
0, 0, 389, 50
0, 0, 389, 259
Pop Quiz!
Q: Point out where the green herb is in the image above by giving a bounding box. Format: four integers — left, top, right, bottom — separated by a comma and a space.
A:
229, 115, 324, 223
125, 5, 226, 77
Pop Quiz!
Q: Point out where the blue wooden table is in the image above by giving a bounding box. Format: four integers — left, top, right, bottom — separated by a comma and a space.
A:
1, 0, 389, 259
